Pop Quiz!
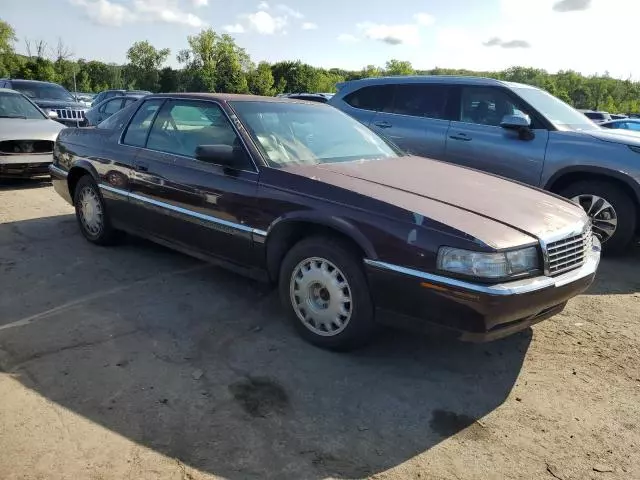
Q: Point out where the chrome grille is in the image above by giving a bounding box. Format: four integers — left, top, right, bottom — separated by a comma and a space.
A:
546, 226, 592, 276
55, 109, 85, 120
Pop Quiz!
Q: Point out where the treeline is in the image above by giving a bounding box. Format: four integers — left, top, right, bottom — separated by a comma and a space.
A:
1, 19, 639, 113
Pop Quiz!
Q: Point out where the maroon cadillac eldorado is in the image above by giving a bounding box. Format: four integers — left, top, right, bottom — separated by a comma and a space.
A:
50, 93, 600, 350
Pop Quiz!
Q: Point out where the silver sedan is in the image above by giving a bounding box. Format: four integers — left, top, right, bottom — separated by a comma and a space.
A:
0, 88, 64, 179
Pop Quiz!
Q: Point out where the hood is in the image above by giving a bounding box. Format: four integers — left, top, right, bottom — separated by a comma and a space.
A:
32, 98, 87, 110
0, 118, 65, 141
586, 128, 640, 147
282, 156, 586, 249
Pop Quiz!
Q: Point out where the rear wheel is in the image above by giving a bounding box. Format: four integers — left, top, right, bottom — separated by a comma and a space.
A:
73, 175, 118, 245
559, 180, 636, 253
278, 236, 376, 351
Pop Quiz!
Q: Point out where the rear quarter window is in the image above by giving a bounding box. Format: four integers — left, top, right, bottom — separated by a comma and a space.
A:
343, 85, 394, 112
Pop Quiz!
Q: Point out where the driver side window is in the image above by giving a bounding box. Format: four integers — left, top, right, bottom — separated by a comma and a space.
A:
460, 87, 533, 128
146, 100, 240, 159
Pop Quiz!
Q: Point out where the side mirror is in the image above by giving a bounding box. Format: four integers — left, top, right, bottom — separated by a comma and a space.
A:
195, 144, 246, 168
47, 110, 59, 119
500, 114, 534, 140
500, 114, 531, 129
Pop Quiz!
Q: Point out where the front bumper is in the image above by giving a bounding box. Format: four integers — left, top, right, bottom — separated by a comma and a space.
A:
365, 241, 601, 342
0, 154, 53, 178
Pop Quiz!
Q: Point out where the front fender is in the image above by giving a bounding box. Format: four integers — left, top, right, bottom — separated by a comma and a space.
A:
266, 211, 377, 259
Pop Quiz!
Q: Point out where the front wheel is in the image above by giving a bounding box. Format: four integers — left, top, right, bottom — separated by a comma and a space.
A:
278, 236, 376, 351
73, 175, 118, 245
559, 180, 636, 253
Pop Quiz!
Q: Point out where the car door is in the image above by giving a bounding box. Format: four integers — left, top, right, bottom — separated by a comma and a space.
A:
443, 86, 550, 186
368, 83, 452, 158
128, 98, 260, 267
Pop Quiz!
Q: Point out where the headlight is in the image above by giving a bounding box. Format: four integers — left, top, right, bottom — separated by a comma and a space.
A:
437, 246, 539, 279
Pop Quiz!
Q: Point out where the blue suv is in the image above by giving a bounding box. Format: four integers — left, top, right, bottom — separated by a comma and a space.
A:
330, 76, 640, 252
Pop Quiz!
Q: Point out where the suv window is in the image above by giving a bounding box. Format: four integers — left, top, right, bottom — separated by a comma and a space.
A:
391, 84, 450, 119
122, 99, 164, 146
101, 99, 122, 115
97, 102, 136, 130
459, 87, 533, 127
344, 85, 394, 112
146, 100, 240, 159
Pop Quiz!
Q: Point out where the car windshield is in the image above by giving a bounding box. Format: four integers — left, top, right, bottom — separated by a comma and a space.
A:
512, 86, 600, 131
230, 101, 400, 167
0, 92, 46, 119
12, 82, 75, 102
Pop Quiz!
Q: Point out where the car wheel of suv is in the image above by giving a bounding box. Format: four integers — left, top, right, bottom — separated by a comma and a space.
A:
559, 180, 636, 253
73, 175, 118, 245
279, 236, 376, 351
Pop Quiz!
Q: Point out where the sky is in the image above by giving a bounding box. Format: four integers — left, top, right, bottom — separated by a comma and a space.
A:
2, 0, 638, 78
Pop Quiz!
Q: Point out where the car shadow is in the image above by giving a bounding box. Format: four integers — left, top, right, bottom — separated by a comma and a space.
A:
0, 177, 52, 191
584, 242, 640, 295
1, 214, 531, 479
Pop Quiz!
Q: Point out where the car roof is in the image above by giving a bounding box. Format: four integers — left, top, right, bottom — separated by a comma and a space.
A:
3, 79, 60, 86
145, 92, 323, 104
336, 75, 535, 90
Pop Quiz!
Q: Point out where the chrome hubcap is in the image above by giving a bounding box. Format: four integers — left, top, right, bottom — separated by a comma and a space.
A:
79, 186, 103, 236
571, 194, 618, 243
289, 257, 352, 337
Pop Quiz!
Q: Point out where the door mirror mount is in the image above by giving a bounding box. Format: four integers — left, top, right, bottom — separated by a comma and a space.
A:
47, 110, 59, 120
195, 144, 247, 169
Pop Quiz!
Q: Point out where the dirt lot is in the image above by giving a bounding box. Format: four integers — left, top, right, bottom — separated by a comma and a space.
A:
0, 181, 639, 480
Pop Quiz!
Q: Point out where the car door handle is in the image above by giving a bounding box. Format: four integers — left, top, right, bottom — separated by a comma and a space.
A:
449, 133, 472, 141
136, 162, 149, 172
374, 121, 392, 129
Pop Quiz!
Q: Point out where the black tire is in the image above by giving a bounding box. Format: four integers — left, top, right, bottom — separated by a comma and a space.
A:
559, 180, 637, 254
278, 235, 376, 351
73, 175, 118, 246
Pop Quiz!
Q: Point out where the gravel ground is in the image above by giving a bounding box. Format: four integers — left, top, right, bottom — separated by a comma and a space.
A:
0, 180, 639, 480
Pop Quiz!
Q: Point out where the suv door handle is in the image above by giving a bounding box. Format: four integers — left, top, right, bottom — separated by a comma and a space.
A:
449, 133, 472, 141
374, 121, 392, 129
136, 162, 149, 172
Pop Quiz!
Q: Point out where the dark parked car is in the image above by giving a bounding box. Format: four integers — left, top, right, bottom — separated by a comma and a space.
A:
50, 94, 600, 350
91, 89, 151, 107
84, 95, 143, 126
330, 77, 640, 252
579, 109, 612, 124
285, 93, 330, 103
0, 79, 87, 127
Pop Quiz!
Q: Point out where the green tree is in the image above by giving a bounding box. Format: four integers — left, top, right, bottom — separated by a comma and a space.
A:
248, 61, 275, 96
158, 67, 180, 92
214, 34, 250, 93
385, 59, 413, 76
126, 40, 170, 91
0, 18, 17, 77
15, 58, 57, 82
178, 28, 219, 92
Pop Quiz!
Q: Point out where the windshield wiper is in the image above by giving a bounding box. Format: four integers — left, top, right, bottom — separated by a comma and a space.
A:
0, 115, 27, 119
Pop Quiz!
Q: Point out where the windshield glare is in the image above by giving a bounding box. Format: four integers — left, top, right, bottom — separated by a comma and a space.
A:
513, 87, 599, 131
230, 101, 400, 167
0, 92, 46, 119
12, 82, 75, 102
